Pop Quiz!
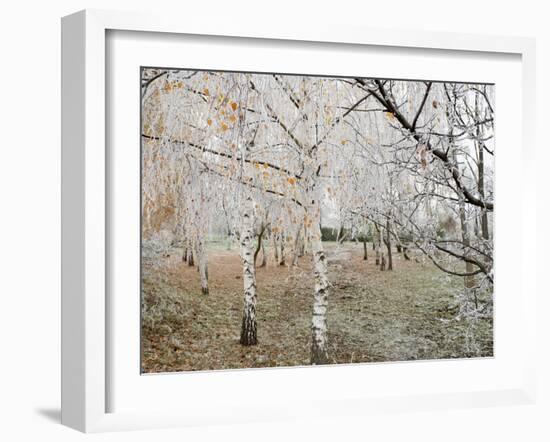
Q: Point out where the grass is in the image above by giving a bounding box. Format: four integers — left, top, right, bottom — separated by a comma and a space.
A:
141, 241, 493, 373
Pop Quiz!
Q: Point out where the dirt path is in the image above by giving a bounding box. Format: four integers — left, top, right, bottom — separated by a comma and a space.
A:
141, 242, 493, 373
326, 246, 353, 263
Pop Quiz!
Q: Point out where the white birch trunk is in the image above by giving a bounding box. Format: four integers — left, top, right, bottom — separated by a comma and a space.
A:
196, 236, 209, 294
187, 239, 194, 266
272, 234, 279, 263
260, 242, 267, 267
279, 234, 286, 266
374, 225, 381, 265
292, 225, 302, 266
239, 195, 258, 345
308, 188, 330, 365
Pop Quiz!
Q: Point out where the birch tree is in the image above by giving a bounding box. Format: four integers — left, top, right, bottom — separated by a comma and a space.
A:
240, 194, 258, 345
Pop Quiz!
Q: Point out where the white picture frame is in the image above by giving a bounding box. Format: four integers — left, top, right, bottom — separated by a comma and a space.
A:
61, 9, 537, 433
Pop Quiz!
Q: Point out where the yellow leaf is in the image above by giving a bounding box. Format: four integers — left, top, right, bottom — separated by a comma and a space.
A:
229, 114, 237, 123
220, 122, 228, 131
203, 88, 210, 96
287, 177, 296, 185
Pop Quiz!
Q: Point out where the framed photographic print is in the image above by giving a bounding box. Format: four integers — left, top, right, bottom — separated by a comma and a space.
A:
61, 9, 537, 432
140, 67, 495, 372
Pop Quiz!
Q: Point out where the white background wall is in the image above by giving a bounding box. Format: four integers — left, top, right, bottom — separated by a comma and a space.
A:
0, 1, 547, 440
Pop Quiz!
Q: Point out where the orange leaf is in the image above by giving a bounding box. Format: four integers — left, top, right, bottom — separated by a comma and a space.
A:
207, 118, 212, 126
230, 101, 238, 111
203, 88, 210, 96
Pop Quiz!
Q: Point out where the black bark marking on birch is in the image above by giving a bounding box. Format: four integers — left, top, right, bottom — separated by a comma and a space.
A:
240, 306, 257, 345
311, 342, 329, 365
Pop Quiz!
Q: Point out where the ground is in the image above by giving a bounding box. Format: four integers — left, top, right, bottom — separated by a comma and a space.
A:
141, 241, 493, 373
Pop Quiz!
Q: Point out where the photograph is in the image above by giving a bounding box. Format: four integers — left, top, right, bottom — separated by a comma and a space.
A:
140, 68, 494, 373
